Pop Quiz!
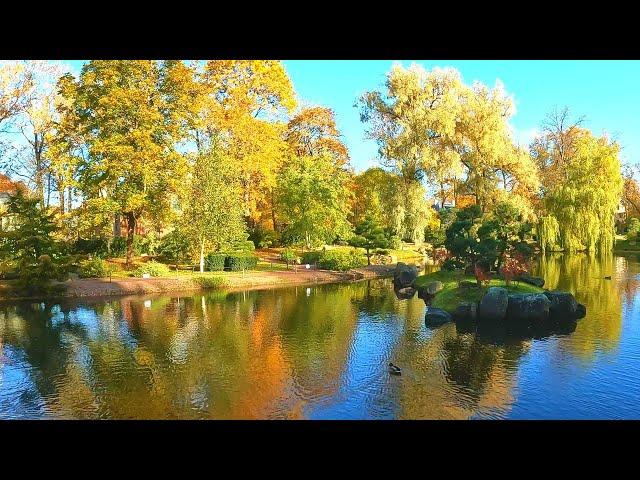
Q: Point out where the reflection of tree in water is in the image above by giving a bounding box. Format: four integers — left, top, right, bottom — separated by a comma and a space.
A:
441, 333, 528, 412
0, 302, 94, 418
533, 252, 623, 360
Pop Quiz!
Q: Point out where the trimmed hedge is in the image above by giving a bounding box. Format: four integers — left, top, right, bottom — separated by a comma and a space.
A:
133, 261, 172, 277
225, 254, 258, 271
205, 253, 227, 272
317, 250, 367, 271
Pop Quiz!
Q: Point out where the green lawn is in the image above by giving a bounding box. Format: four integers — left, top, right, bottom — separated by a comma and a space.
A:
413, 270, 544, 313
614, 235, 640, 252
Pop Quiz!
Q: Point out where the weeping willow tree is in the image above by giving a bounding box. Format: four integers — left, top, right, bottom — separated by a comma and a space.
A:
537, 129, 622, 253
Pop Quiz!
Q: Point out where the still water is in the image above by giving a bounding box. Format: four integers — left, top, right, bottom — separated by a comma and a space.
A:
1, 253, 640, 419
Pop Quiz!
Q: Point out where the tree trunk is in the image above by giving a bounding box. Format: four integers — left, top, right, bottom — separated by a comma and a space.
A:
125, 212, 137, 266
67, 186, 73, 213
199, 237, 205, 273
114, 213, 122, 237
271, 190, 277, 232
58, 185, 65, 214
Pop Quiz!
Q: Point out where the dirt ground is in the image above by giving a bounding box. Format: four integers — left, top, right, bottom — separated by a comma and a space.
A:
1, 264, 396, 300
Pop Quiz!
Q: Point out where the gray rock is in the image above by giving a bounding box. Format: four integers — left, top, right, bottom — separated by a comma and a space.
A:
393, 262, 418, 288
506, 293, 551, 324
478, 287, 509, 322
452, 302, 477, 322
425, 281, 443, 295
544, 291, 578, 318
518, 274, 545, 288
424, 307, 453, 327
395, 286, 416, 299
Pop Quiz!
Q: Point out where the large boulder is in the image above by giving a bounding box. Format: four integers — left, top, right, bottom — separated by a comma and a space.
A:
424, 307, 453, 327
393, 262, 418, 288
576, 303, 587, 319
395, 286, 416, 299
517, 274, 545, 288
478, 287, 509, 323
506, 293, 551, 324
544, 291, 579, 318
452, 302, 477, 322
417, 281, 444, 303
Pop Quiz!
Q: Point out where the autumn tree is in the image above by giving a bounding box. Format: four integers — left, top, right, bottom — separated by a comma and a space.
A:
73, 60, 189, 265
285, 106, 349, 167
201, 61, 296, 227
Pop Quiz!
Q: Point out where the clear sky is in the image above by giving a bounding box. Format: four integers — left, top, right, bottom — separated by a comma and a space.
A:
65, 60, 640, 172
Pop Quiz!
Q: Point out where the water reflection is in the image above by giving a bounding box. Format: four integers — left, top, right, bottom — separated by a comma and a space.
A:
1, 253, 640, 419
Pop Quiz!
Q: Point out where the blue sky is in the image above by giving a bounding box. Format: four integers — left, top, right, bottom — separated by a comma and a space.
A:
65, 60, 640, 172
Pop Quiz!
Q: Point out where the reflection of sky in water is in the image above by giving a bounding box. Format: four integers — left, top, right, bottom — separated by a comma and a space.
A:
307, 314, 403, 420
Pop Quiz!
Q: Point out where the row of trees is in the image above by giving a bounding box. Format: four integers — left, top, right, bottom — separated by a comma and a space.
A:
0, 60, 360, 272
355, 64, 624, 255
0, 61, 628, 282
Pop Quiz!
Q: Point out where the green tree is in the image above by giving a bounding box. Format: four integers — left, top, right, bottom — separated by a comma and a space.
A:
182, 146, 247, 272
537, 127, 622, 252
349, 216, 391, 265
277, 154, 352, 249
0, 191, 65, 292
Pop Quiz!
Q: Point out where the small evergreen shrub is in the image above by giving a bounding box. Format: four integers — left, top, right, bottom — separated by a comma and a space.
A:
224, 254, 258, 271
133, 261, 171, 277
205, 253, 227, 271
78, 258, 113, 278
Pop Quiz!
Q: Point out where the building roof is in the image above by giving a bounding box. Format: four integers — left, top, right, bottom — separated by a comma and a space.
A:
0, 174, 26, 195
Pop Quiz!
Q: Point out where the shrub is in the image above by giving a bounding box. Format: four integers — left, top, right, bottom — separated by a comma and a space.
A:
158, 230, 192, 266
15, 255, 68, 296
110, 235, 143, 258
301, 251, 321, 265
250, 227, 280, 248
317, 249, 366, 271
442, 258, 465, 271
195, 276, 228, 289
388, 235, 402, 250
205, 253, 227, 271
78, 258, 113, 278
237, 240, 255, 252
133, 261, 172, 277
279, 248, 300, 268
73, 238, 109, 258
500, 252, 529, 286
225, 254, 258, 271
140, 231, 161, 256
474, 264, 492, 288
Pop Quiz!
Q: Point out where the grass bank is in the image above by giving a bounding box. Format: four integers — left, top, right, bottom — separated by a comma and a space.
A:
614, 235, 640, 252
0, 264, 396, 301
413, 270, 544, 313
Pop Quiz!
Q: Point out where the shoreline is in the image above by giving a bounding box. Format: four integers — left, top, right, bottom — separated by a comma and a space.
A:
0, 264, 397, 302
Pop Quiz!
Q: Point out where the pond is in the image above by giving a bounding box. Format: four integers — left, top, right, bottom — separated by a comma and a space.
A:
1, 253, 640, 419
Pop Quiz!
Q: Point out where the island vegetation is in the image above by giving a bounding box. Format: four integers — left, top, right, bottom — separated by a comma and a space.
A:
0, 61, 634, 300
